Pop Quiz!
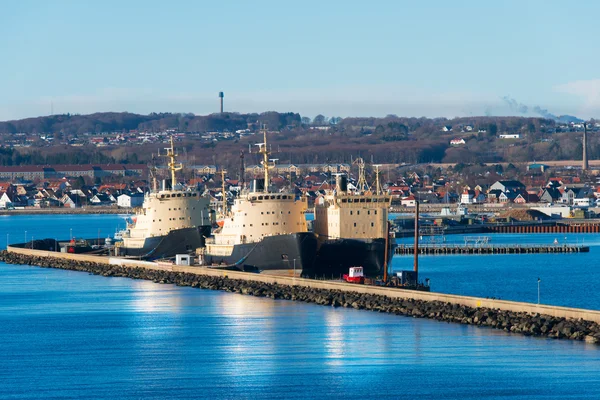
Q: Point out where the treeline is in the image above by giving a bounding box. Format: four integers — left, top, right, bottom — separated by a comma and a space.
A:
0, 112, 302, 135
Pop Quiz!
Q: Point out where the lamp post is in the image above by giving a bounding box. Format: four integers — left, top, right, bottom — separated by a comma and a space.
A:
537, 277, 541, 304
25, 230, 27, 244
293, 259, 297, 278
70, 228, 73, 240
6, 233, 9, 249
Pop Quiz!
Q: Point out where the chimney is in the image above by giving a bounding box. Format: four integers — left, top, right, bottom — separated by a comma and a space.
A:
583, 122, 589, 172
219, 91, 224, 114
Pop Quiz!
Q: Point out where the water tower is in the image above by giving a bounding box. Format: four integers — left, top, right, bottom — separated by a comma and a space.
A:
219, 91, 224, 114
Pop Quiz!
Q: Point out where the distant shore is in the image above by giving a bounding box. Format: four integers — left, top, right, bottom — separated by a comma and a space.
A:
0, 208, 131, 216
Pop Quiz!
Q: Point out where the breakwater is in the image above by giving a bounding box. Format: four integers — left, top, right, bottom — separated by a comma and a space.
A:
395, 244, 589, 255
2, 250, 600, 344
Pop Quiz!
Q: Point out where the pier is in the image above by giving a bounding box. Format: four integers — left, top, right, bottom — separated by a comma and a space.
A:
394, 243, 589, 255
4, 245, 600, 343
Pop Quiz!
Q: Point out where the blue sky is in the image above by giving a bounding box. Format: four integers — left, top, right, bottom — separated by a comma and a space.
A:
1, 0, 599, 120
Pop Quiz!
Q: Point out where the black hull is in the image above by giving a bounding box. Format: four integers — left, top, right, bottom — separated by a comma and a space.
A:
120, 225, 211, 260
205, 232, 318, 273
307, 238, 390, 278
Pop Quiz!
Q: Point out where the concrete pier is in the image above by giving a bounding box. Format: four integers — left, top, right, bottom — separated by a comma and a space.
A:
4, 245, 600, 326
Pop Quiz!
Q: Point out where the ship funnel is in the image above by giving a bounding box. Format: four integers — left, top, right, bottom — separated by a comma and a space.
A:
251, 178, 265, 193
335, 175, 348, 193
162, 179, 167, 191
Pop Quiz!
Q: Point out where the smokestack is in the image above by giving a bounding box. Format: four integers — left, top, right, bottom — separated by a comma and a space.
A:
583, 122, 589, 172
219, 91, 224, 114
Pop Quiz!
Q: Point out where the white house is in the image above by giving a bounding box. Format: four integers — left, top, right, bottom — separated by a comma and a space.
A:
450, 138, 466, 146
0, 192, 13, 209
499, 134, 520, 139
117, 193, 145, 208
460, 189, 475, 204
401, 195, 416, 207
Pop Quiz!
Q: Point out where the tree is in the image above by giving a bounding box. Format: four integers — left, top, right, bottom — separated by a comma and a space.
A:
488, 123, 498, 136
73, 176, 85, 189
301, 117, 311, 125
313, 114, 327, 125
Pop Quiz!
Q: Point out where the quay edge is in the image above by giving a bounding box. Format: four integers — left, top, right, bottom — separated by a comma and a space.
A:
3, 246, 600, 343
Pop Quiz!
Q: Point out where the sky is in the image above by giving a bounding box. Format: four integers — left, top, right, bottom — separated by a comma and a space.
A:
1, 0, 600, 121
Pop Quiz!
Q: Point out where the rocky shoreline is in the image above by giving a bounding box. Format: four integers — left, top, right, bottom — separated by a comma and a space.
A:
2, 250, 600, 344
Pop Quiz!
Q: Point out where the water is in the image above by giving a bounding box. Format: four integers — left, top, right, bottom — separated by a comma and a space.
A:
1, 215, 600, 399
394, 233, 600, 310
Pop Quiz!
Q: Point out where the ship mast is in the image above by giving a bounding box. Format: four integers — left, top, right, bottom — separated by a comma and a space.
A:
165, 136, 182, 189
354, 157, 370, 193
220, 169, 228, 216
373, 164, 382, 195
259, 127, 271, 193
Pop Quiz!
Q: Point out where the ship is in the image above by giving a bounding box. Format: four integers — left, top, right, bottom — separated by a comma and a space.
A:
116, 137, 213, 259
307, 160, 393, 278
201, 129, 318, 275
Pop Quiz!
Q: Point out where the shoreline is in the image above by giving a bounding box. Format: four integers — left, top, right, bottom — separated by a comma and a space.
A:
0, 208, 131, 216
1, 250, 599, 345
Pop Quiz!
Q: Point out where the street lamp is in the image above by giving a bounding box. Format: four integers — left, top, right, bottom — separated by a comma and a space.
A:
537, 277, 541, 304
6, 233, 9, 249
70, 228, 73, 240
293, 259, 297, 278
24, 230, 27, 244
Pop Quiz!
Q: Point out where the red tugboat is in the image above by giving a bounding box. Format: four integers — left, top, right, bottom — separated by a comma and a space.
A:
343, 267, 365, 284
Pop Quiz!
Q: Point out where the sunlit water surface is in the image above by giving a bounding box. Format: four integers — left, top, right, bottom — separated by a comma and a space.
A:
1, 215, 599, 399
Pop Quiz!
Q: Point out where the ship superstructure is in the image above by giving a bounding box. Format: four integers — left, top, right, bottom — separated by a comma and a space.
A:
202, 129, 317, 274
308, 160, 392, 277
117, 137, 212, 258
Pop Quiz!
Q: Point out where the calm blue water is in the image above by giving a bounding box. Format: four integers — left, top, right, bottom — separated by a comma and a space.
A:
394, 232, 600, 310
1, 215, 600, 399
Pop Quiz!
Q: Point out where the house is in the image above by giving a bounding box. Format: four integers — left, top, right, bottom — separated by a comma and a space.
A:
401, 195, 416, 207
490, 180, 526, 193
499, 191, 518, 203
499, 134, 520, 139
461, 189, 476, 204
527, 163, 549, 173
117, 193, 145, 208
89, 193, 114, 206
60, 193, 85, 208
450, 138, 466, 146
0, 192, 13, 209
560, 186, 593, 206
442, 125, 453, 132
539, 188, 562, 203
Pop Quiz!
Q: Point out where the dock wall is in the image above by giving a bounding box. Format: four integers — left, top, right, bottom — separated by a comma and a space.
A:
7, 245, 600, 324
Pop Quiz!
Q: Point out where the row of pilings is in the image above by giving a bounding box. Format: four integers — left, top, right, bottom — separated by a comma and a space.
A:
1, 250, 600, 344
486, 223, 600, 234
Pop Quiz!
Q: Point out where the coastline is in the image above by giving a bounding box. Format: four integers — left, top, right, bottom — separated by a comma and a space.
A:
0, 207, 131, 216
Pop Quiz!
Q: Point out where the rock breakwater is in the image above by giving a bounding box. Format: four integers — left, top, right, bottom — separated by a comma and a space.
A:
2, 250, 600, 344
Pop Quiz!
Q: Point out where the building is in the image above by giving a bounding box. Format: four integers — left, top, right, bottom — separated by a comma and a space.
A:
117, 193, 145, 208
450, 138, 466, 146
0, 164, 147, 180
499, 134, 520, 139
490, 180, 526, 193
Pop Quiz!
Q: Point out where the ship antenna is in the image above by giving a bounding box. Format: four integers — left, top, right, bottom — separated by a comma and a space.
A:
220, 169, 228, 216
165, 136, 182, 190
